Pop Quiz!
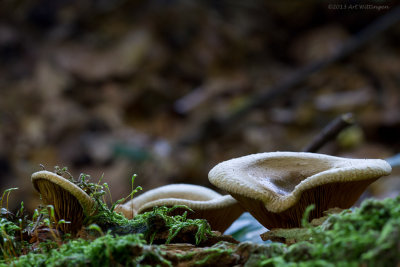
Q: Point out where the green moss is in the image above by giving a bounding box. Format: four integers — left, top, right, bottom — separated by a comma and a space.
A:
241, 242, 286, 267
174, 242, 233, 264
256, 196, 400, 266
0, 217, 20, 241
0, 217, 20, 261
3, 166, 400, 266
193, 247, 234, 266
158, 206, 213, 245
85, 204, 213, 245
309, 197, 400, 265
4, 194, 400, 266
5, 233, 148, 267
50, 167, 213, 245
1, 169, 214, 265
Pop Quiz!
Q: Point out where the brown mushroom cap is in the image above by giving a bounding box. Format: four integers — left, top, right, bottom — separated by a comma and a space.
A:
208, 152, 392, 229
114, 184, 244, 232
31, 170, 96, 233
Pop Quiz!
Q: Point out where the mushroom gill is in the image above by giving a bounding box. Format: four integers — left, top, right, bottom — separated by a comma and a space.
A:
208, 152, 392, 229
31, 170, 96, 234
114, 184, 244, 232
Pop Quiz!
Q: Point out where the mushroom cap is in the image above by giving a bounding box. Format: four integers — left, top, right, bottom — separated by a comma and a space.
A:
32, 170, 96, 216
208, 152, 391, 229
114, 184, 244, 232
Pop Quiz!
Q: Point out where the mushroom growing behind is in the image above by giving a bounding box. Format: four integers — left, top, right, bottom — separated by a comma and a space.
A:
31, 170, 96, 234
208, 152, 391, 229
114, 184, 244, 232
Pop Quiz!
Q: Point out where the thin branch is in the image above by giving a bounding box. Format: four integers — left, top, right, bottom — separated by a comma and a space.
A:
302, 113, 355, 153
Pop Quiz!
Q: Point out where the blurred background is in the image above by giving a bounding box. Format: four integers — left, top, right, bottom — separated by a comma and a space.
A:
1, 0, 400, 213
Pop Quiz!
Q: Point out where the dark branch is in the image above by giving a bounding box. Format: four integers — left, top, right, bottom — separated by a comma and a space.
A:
303, 113, 355, 153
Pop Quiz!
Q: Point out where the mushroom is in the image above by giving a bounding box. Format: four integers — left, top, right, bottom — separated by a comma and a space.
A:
208, 152, 391, 229
31, 170, 96, 234
114, 184, 244, 232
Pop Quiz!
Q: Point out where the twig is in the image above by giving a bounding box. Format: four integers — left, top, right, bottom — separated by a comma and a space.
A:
302, 113, 355, 153
178, 5, 400, 145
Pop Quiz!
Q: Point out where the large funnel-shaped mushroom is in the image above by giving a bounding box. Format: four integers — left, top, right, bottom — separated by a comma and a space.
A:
208, 152, 391, 229
32, 171, 96, 234
114, 184, 244, 232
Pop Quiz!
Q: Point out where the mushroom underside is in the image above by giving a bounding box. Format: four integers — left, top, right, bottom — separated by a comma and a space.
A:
34, 179, 85, 234
231, 178, 378, 229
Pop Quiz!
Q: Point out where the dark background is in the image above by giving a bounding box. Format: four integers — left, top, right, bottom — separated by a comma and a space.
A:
1, 0, 399, 213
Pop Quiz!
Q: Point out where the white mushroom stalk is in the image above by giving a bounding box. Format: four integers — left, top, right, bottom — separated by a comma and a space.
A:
208, 152, 392, 229
114, 184, 244, 232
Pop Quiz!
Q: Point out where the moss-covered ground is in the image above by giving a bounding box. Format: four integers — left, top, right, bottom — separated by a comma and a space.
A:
1, 168, 400, 266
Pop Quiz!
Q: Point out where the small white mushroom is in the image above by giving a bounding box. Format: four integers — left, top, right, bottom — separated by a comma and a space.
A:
115, 184, 244, 232
208, 152, 391, 229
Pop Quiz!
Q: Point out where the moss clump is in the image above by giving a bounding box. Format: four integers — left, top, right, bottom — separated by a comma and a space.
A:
308, 196, 400, 265
4, 195, 400, 266
87, 205, 213, 245
155, 206, 213, 245
47, 167, 213, 245
1, 168, 215, 265
1, 204, 212, 266
256, 196, 400, 266
4, 166, 400, 266
3, 233, 149, 267
0, 216, 21, 261
193, 245, 234, 266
